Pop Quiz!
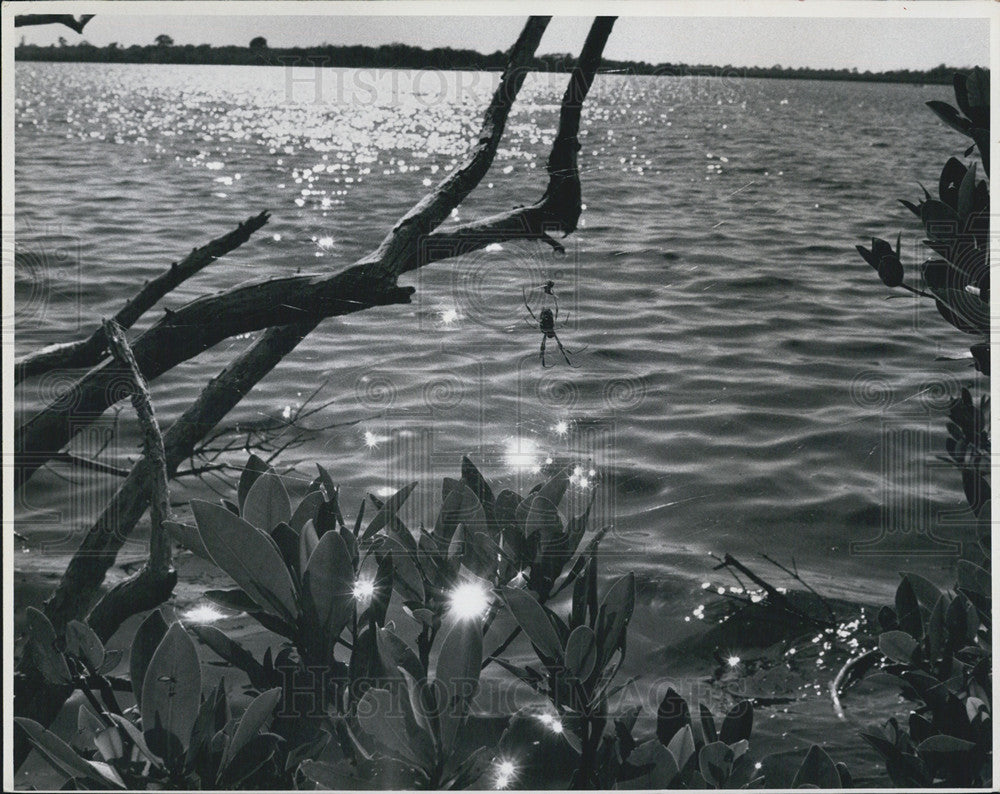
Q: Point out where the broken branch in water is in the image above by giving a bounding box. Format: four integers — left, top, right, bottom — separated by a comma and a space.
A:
761, 553, 839, 624
711, 553, 836, 629
830, 648, 881, 720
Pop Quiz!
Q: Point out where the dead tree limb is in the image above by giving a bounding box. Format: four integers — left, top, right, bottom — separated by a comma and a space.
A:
15, 211, 270, 383
358, 15, 552, 281
14, 15, 95, 34
14, 18, 552, 490
15, 17, 617, 768
15, 319, 177, 770
40, 322, 313, 635
14, 323, 312, 771
402, 16, 615, 272
85, 319, 176, 638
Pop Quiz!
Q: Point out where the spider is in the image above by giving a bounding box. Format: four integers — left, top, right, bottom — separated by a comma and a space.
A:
523, 280, 581, 368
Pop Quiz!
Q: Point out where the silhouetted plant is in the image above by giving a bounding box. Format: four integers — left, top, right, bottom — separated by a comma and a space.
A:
19, 455, 854, 789
862, 565, 991, 787
17, 609, 286, 789
856, 68, 990, 540
169, 455, 609, 786
855, 68, 992, 789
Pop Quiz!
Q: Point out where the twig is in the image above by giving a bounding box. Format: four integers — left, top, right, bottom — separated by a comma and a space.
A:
50, 451, 130, 478
830, 649, 880, 720
712, 553, 831, 628
172, 462, 240, 478
483, 626, 523, 671
761, 553, 838, 624
900, 282, 936, 300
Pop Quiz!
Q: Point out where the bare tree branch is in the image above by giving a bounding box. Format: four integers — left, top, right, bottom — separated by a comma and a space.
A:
15, 319, 177, 769
86, 319, 176, 637
358, 16, 551, 282
14, 16, 617, 771
402, 16, 616, 272
14, 15, 95, 34
15, 211, 270, 383
14, 18, 554, 490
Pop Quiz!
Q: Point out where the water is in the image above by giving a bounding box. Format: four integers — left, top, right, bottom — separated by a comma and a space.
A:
13, 63, 982, 778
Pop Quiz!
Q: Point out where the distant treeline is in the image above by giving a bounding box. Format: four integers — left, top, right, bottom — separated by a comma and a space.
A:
14, 38, 977, 85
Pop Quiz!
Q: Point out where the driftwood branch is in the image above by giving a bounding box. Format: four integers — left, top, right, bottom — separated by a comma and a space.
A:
14, 18, 557, 490
14, 15, 95, 34
15, 211, 270, 383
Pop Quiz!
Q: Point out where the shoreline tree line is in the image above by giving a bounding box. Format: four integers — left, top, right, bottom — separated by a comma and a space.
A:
15, 35, 975, 85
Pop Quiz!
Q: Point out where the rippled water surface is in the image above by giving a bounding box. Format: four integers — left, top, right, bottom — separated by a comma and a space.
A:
16, 62, 977, 589
16, 60, 987, 783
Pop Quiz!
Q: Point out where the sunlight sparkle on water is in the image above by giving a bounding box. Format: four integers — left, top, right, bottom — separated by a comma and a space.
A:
494, 759, 518, 789
353, 576, 376, 605
503, 436, 541, 472
364, 430, 380, 450
448, 580, 490, 620
537, 712, 564, 734
553, 420, 569, 436
182, 603, 227, 624
440, 307, 461, 325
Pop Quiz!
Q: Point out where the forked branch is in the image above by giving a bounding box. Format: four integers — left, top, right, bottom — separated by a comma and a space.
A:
14, 16, 559, 489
